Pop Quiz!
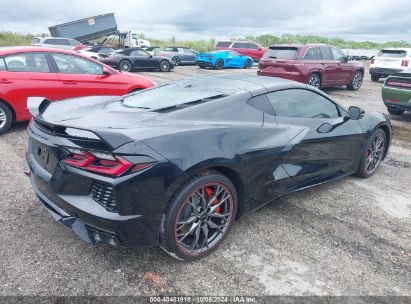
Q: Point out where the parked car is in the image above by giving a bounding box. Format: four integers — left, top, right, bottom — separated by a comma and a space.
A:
258, 44, 364, 90
99, 48, 174, 72
0, 46, 156, 134
369, 48, 411, 82
196, 50, 253, 70
216, 41, 266, 61
32, 37, 85, 51
26, 74, 392, 261
382, 69, 411, 115
158, 47, 198, 65
77, 46, 114, 60
143, 46, 162, 56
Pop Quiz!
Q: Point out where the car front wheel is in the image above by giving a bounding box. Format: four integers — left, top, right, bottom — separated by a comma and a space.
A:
160, 171, 237, 261
356, 129, 386, 178
347, 71, 363, 91
243, 59, 252, 69
160, 60, 171, 72
172, 56, 180, 66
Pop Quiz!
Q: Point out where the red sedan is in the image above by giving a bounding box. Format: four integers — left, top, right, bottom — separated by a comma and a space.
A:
0, 46, 156, 134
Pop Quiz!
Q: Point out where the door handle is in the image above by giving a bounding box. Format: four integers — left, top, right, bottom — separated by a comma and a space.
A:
0, 79, 13, 84
62, 81, 77, 85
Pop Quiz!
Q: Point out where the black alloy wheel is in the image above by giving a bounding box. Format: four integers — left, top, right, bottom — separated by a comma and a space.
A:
357, 129, 386, 178
244, 59, 252, 69
215, 59, 224, 70
161, 172, 237, 261
119, 60, 132, 72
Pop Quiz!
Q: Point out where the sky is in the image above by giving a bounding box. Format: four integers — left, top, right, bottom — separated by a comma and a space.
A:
1, 0, 410, 42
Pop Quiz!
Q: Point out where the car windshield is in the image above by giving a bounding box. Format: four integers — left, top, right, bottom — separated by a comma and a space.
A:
378, 50, 407, 58
122, 83, 226, 110
263, 47, 299, 59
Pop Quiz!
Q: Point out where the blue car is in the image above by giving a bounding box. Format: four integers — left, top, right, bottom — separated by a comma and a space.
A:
196, 50, 254, 70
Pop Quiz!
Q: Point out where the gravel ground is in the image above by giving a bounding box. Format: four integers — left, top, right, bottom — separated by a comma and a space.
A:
0, 62, 410, 297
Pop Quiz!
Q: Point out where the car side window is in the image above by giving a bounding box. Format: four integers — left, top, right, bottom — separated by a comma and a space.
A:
304, 47, 321, 60
267, 89, 340, 119
320, 47, 333, 60
331, 48, 346, 61
130, 50, 149, 57
0, 57, 6, 71
44, 39, 55, 45
51, 53, 103, 75
247, 43, 258, 50
232, 42, 246, 48
4, 52, 50, 72
68, 40, 79, 46
56, 39, 70, 46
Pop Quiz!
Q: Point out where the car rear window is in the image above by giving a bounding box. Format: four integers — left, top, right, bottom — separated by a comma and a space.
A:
378, 50, 407, 58
263, 47, 299, 60
216, 41, 232, 47
123, 84, 227, 111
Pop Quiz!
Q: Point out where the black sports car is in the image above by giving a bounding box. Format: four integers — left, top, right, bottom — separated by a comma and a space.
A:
99, 47, 174, 72
26, 75, 392, 261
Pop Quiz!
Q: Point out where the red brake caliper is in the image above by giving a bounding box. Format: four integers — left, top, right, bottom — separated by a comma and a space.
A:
205, 187, 220, 213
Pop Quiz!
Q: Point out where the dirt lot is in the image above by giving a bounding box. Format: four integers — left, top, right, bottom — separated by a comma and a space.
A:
1, 63, 410, 296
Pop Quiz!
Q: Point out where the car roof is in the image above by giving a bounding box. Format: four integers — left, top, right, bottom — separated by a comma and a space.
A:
269, 43, 328, 48
0, 46, 79, 56
175, 74, 305, 95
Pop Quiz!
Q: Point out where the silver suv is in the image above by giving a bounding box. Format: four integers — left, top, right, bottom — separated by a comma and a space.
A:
31, 37, 83, 50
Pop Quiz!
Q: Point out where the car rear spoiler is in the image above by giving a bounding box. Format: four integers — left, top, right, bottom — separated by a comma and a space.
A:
27, 97, 52, 118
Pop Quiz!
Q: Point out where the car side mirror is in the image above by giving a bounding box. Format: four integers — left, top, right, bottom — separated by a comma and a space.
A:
258, 47, 263, 51
102, 67, 113, 76
346, 55, 352, 61
348, 106, 365, 120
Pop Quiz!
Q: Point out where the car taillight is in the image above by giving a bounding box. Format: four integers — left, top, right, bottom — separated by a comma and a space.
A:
401, 60, 409, 67
62, 148, 154, 177
370, 58, 375, 64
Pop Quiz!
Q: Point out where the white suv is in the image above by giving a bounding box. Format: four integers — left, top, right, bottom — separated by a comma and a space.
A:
31, 37, 84, 50
369, 48, 411, 81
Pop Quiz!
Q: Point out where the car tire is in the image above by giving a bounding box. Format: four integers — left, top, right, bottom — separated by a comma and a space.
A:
119, 60, 132, 72
160, 171, 238, 261
307, 73, 321, 88
371, 74, 380, 82
347, 71, 363, 91
387, 107, 405, 116
356, 129, 386, 178
172, 56, 181, 66
215, 59, 224, 70
159, 60, 171, 72
0, 101, 13, 135
243, 59, 252, 69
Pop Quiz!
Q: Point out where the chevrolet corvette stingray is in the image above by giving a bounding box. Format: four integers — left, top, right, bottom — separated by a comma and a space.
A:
26, 74, 392, 261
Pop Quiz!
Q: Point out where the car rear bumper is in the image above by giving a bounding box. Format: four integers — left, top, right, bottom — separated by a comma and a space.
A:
26, 129, 166, 248
196, 60, 214, 68
382, 86, 411, 111
257, 69, 304, 83
370, 67, 404, 77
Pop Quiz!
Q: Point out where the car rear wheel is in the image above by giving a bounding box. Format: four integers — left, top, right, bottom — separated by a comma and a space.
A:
0, 102, 13, 135
172, 56, 180, 66
307, 73, 321, 88
160, 171, 237, 261
387, 107, 405, 116
215, 59, 224, 70
119, 60, 132, 72
159, 60, 171, 72
243, 59, 252, 69
371, 74, 380, 82
356, 129, 386, 178
347, 71, 363, 91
